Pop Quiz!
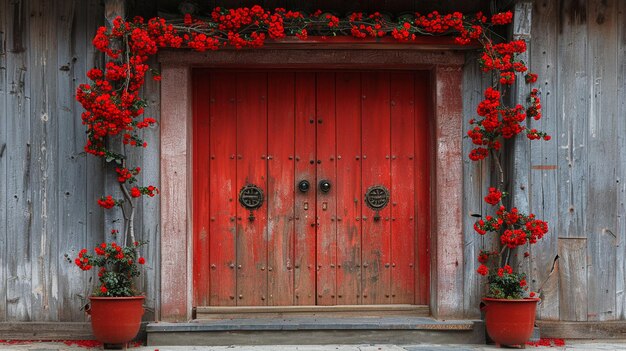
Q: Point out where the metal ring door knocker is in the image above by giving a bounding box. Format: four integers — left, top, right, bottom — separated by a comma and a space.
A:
239, 184, 264, 221
365, 185, 390, 221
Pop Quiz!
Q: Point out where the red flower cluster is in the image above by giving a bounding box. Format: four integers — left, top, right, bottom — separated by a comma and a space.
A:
75, 249, 92, 271
491, 12, 513, 25
116, 167, 140, 183
484, 187, 502, 205
474, 205, 549, 249
497, 264, 513, 277
97, 195, 116, 209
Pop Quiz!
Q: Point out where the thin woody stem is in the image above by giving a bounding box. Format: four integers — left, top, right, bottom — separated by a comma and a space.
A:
491, 148, 505, 190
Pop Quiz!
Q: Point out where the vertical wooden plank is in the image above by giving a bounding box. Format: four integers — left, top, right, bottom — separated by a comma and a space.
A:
53, 0, 78, 322
617, 0, 626, 320
6, 0, 32, 322
208, 71, 237, 306
192, 70, 211, 306
0, 0, 8, 323
586, 0, 619, 322
59, 0, 104, 322
390, 71, 415, 304
236, 72, 268, 306
361, 71, 392, 304
58, 0, 83, 322
558, 238, 588, 321
335, 72, 362, 305
461, 53, 488, 317
293, 73, 316, 305
432, 65, 464, 318
523, 0, 560, 320
267, 72, 296, 306
414, 70, 432, 307
30, 0, 61, 322
548, 0, 587, 321
160, 65, 191, 322
316, 72, 337, 305
555, 0, 588, 242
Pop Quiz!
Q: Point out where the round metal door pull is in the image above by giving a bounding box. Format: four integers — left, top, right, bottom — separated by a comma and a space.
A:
298, 180, 310, 193
319, 180, 331, 193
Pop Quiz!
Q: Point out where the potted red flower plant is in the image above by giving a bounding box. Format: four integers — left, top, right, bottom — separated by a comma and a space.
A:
467, 34, 550, 347
70, 238, 147, 345
473, 186, 548, 347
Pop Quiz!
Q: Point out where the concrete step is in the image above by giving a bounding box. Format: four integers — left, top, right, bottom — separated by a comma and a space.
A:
147, 317, 485, 346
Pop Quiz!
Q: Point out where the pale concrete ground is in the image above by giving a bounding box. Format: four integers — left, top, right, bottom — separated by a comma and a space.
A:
2, 342, 626, 351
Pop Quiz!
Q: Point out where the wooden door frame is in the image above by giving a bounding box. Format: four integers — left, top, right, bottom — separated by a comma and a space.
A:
159, 45, 466, 322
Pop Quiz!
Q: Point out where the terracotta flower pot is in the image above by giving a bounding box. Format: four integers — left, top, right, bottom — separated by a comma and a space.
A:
88, 296, 145, 345
481, 297, 540, 347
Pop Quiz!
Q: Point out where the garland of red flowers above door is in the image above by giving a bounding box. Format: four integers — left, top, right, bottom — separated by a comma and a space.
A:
76, 6, 550, 300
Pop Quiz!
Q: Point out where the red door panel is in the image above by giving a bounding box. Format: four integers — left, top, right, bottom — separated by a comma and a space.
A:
208, 72, 238, 306
316, 73, 338, 305
335, 72, 363, 305
235, 72, 268, 306
193, 70, 429, 307
414, 70, 431, 305
193, 71, 211, 306
390, 72, 416, 304
293, 73, 317, 305
267, 72, 296, 305
361, 72, 392, 304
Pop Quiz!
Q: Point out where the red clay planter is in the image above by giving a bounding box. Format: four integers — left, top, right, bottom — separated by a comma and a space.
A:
88, 296, 145, 345
482, 297, 540, 347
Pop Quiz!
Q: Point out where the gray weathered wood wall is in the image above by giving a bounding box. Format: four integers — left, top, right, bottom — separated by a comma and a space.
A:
0, 0, 624, 325
0, 0, 160, 323
463, 0, 626, 322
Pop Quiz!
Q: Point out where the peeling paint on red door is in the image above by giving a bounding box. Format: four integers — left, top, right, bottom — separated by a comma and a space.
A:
193, 70, 430, 306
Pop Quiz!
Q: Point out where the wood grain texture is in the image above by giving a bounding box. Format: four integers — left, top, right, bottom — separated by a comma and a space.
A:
431, 65, 464, 318
5, 0, 32, 322
390, 72, 416, 304
335, 72, 363, 305
0, 0, 9, 323
293, 73, 317, 306
58, 0, 86, 322
461, 52, 490, 318
413, 70, 431, 307
160, 65, 191, 321
235, 72, 268, 306
616, 0, 626, 320
537, 320, 626, 339
192, 70, 211, 306
553, 0, 588, 321
558, 238, 587, 321
316, 72, 338, 305
586, 0, 619, 322
521, 0, 559, 321
207, 71, 238, 306
361, 72, 392, 305
267, 72, 296, 306
29, 0, 62, 322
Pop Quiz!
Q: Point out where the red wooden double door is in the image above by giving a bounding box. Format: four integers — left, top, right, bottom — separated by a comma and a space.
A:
193, 70, 430, 307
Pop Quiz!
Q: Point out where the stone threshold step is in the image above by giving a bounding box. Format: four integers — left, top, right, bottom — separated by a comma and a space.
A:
148, 317, 478, 332
146, 318, 485, 346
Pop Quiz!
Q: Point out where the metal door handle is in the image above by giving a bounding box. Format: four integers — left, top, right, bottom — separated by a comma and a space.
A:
319, 180, 331, 193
